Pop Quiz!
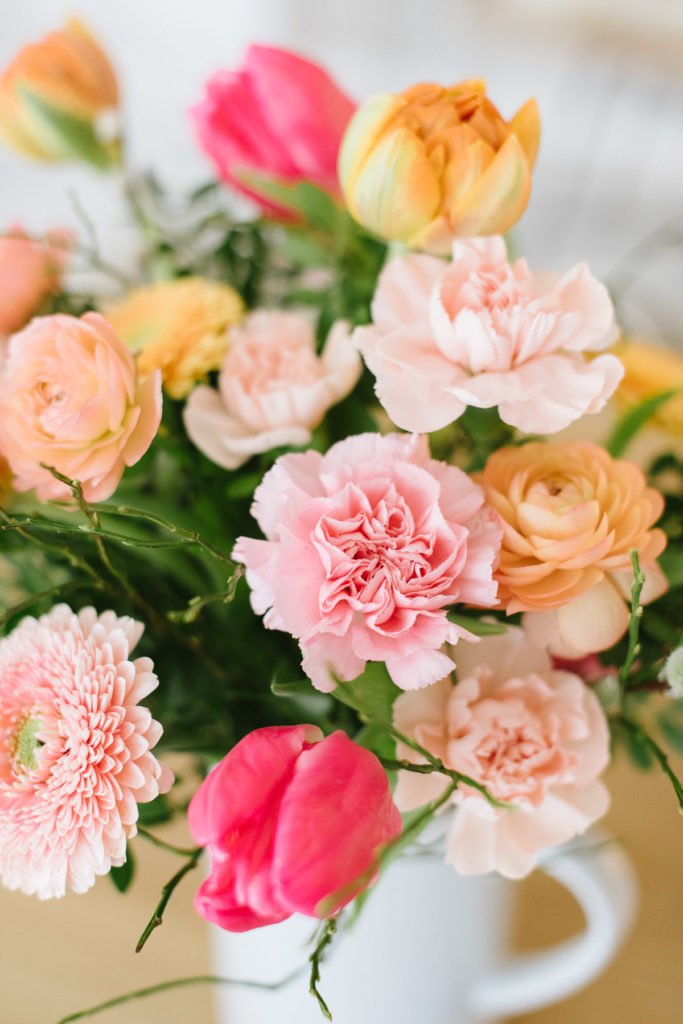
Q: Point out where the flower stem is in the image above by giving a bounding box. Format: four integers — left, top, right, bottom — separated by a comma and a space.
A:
136, 826, 197, 858
54, 968, 305, 1023
135, 847, 203, 953
613, 713, 683, 813
309, 918, 338, 1020
0, 578, 102, 628
619, 549, 646, 690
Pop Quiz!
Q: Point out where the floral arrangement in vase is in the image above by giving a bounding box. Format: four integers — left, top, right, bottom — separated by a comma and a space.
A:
0, 17, 682, 1024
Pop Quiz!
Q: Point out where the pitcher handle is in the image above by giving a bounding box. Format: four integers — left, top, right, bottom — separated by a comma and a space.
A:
467, 833, 638, 1019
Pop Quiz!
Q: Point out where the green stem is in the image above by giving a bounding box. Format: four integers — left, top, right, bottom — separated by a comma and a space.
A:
0, 578, 101, 628
92, 502, 235, 567
619, 550, 646, 690
308, 918, 338, 1021
613, 714, 683, 813
380, 726, 508, 809
54, 968, 305, 1024
167, 569, 243, 623
136, 826, 197, 858
135, 847, 203, 953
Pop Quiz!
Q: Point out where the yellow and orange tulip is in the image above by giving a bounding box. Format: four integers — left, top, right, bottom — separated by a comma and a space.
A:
339, 79, 540, 253
0, 18, 120, 168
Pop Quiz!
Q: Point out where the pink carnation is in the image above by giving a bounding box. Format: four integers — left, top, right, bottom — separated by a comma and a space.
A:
394, 627, 610, 878
0, 604, 172, 898
355, 236, 623, 435
0, 312, 162, 502
234, 433, 502, 691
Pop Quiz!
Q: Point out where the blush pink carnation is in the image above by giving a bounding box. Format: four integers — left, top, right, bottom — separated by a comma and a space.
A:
0, 604, 172, 899
189, 725, 402, 931
191, 45, 355, 215
394, 627, 610, 879
234, 432, 502, 691
0, 226, 69, 340
355, 236, 623, 435
184, 312, 361, 470
0, 312, 162, 502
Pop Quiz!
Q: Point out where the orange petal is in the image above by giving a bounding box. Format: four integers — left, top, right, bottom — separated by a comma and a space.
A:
449, 133, 532, 237
338, 93, 407, 209
509, 97, 541, 167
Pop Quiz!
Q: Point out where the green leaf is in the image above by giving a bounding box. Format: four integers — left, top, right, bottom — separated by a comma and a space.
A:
332, 663, 401, 725
447, 612, 508, 636
110, 848, 136, 893
353, 722, 396, 761
270, 678, 319, 698
606, 390, 680, 457
614, 718, 653, 770
660, 551, 683, 589
137, 794, 173, 828
19, 87, 119, 169
234, 173, 343, 232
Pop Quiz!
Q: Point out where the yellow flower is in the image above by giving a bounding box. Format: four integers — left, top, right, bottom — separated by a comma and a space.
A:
615, 338, 683, 436
0, 18, 120, 168
339, 79, 539, 253
105, 278, 244, 399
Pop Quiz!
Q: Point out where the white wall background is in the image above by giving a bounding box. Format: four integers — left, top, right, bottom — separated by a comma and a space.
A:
1, 0, 682, 341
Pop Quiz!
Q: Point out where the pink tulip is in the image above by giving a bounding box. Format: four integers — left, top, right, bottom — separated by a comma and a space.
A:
188, 725, 402, 931
190, 45, 356, 214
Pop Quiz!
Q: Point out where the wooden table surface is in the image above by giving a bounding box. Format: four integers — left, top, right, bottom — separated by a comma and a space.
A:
1, 752, 681, 1024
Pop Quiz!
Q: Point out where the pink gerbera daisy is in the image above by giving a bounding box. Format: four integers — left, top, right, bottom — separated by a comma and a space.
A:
0, 604, 172, 898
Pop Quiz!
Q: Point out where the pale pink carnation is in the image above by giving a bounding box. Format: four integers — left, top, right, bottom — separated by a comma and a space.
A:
355, 236, 623, 435
0, 604, 172, 899
184, 312, 361, 470
234, 432, 502, 691
394, 627, 610, 879
0, 312, 162, 502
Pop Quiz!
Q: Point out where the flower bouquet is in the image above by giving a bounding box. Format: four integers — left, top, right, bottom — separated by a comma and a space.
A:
0, 18, 682, 1024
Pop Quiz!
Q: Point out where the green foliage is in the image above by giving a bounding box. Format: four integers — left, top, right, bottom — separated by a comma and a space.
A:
447, 613, 508, 636
606, 390, 680, 457
110, 848, 136, 893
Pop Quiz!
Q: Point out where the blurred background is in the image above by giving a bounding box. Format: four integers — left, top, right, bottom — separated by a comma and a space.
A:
0, 2, 681, 1022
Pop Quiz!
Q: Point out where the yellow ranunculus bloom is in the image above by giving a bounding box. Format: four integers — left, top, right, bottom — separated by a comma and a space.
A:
615, 338, 683, 437
0, 18, 120, 168
339, 80, 539, 253
105, 278, 244, 400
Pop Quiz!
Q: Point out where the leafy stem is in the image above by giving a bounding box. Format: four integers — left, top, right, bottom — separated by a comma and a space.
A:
309, 917, 338, 1020
135, 847, 203, 953
136, 826, 197, 858
619, 550, 646, 691
54, 968, 306, 1024
613, 714, 683, 813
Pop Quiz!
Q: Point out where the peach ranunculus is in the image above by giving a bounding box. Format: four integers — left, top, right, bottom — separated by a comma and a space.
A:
339, 80, 539, 253
480, 441, 668, 658
234, 432, 502, 691
191, 45, 356, 215
355, 236, 623, 435
394, 628, 611, 878
0, 313, 162, 503
0, 227, 69, 339
615, 337, 683, 437
183, 311, 361, 469
0, 18, 119, 168
105, 277, 244, 400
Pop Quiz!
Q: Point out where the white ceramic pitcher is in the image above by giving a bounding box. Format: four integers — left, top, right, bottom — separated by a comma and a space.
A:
210, 828, 637, 1024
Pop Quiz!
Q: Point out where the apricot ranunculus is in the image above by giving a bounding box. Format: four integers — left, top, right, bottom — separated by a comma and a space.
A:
0, 313, 162, 502
394, 628, 611, 878
188, 725, 402, 931
105, 277, 244, 399
480, 442, 668, 658
339, 80, 539, 253
184, 312, 361, 469
191, 45, 355, 215
234, 432, 502, 691
0, 227, 69, 339
355, 236, 622, 435
0, 18, 119, 167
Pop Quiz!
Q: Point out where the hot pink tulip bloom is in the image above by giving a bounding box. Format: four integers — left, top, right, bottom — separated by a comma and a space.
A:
190, 45, 356, 214
188, 725, 402, 931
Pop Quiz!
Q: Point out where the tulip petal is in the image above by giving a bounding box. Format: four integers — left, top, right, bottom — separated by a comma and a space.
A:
338, 92, 406, 202
509, 97, 541, 167
448, 133, 532, 238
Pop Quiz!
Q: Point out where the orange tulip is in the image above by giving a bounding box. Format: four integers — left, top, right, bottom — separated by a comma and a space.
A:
339, 79, 539, 253
0, 18, 120, 168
